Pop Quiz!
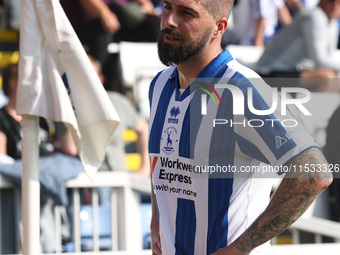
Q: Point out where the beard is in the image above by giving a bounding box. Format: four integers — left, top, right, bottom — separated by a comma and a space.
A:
158, 27, 212, 66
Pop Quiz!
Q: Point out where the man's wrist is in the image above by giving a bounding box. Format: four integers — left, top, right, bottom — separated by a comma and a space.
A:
233, 238, 252, 255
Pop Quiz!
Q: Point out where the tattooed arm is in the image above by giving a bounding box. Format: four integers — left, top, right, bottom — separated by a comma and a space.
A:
211, 147, 333, 255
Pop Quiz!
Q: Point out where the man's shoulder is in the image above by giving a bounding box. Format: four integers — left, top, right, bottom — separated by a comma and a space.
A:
154, 66, 177, 81
224, 57, 263, 80
150, 66, 177, 91
223, 58, 275, 95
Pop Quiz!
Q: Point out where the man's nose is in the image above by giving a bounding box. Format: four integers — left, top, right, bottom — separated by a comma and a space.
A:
163, 10, 178, 29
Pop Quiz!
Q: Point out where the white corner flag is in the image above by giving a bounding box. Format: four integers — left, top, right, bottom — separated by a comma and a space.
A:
17, 0, 120, 178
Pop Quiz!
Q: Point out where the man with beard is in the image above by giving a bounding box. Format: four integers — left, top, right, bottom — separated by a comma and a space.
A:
148, 0, 333, 254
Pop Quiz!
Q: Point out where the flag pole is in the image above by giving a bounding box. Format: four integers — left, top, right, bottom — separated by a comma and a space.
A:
21, 115, 40, 255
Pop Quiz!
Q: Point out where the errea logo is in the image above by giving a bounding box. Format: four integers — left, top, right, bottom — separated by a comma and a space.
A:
168, 106, 180, 124
170, 106, 180, 118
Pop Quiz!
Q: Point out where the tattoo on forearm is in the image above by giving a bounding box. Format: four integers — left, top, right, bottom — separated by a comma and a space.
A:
235, 148, 332, 253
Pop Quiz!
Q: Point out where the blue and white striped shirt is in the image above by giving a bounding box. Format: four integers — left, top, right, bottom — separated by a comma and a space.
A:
148, 50, 317, 255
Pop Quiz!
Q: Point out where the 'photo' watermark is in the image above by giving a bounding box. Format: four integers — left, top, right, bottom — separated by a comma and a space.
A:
199, 82, 311, 128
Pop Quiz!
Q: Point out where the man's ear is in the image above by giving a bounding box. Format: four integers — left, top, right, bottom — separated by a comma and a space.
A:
213, 17, 228, 38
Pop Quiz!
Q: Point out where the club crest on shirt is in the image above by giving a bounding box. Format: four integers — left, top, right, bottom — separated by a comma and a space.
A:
161, 127, 178, 155
168, 106, 180, 124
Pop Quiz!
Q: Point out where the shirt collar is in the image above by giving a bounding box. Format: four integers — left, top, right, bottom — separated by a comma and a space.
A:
168, 50, 233, 100
169, 50, 233, 81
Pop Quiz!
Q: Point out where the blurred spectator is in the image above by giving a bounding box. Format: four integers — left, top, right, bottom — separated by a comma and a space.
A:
88, 56, 149, 204
0, 63, 79, 253
233, 0, 292, 47
60, 0, 160, 86
323, 104, 340, 222
255, 0, 340, 92
0, 63, 77, 159
285, 0, 319, 15
302, 0, 320, 9
285, 0, 305, 15
89, 56, 149, 177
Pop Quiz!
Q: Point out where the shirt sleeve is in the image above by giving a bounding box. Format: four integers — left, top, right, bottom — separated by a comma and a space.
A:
234, 78, 319, 167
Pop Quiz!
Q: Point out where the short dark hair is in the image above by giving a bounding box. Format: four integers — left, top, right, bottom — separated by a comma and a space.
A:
204, 0, 235, 19
1, 63, 18, 97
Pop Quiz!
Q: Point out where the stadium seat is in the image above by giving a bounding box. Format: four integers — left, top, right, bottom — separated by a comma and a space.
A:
226, 44, 264, 69
118, 42, 166, 119
118, 41, 165, 88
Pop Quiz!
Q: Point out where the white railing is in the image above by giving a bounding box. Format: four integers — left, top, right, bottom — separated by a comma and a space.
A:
61, 172, 340, 252
289, 217, 340, 243
57, 172, 151, 253
272, 243, 340, 255
1, 171, 340, 254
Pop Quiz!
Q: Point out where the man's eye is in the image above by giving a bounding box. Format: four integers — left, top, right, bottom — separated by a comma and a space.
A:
183, 11, 194, 17
164, 5, 172, 10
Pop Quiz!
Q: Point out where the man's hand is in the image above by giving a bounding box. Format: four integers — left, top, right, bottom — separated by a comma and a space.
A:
151, 215, 162, 255
232, 147, 332, 253
211, 148, 332, 255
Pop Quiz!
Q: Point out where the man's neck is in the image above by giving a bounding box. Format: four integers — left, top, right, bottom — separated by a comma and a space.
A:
177, 46, 222, 89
